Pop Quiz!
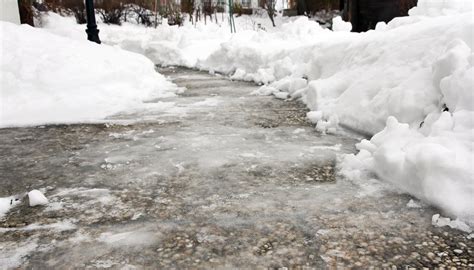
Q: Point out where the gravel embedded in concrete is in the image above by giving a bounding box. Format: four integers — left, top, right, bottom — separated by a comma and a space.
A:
0, 67, 472, 269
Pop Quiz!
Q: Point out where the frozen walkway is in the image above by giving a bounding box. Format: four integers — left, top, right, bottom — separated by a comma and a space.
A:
0, 68, 472, 268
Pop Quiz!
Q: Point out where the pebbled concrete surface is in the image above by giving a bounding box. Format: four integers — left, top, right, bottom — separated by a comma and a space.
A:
0, 67, 472, 269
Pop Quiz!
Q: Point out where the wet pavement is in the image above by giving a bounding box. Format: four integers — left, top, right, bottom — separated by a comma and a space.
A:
0, 67, 472, 269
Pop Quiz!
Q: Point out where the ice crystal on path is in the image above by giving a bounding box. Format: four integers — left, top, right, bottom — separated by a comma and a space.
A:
432, 214, 472, 233
406, 199, 422, 209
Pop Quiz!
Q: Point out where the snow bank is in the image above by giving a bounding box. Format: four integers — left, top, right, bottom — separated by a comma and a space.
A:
40, 13, 337, 83
375, 45, 471, 220
40, 12, 230, 68
237, 13, 472, 136
339, 13, 473, 225
0, 21, 178, 127
41, 12, 305, 70
201, 17, 339, 84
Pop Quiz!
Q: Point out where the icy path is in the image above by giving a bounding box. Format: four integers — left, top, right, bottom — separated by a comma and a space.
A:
0, 68, 472, 268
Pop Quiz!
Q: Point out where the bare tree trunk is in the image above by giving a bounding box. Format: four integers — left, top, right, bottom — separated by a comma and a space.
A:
265, 0, 276, 27
18, 0, 34, 26
154, 0, 158, 28
296, 0, 307, 16
268, 14, 275, 27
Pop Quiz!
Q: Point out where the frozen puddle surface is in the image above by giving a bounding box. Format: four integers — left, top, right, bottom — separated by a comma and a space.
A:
0, 68, 472, 268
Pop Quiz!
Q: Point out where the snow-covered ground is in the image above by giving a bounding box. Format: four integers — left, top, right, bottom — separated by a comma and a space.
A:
2, 0, 473, 228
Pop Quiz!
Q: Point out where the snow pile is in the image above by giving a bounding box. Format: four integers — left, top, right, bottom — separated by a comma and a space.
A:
337, 20, 471, 226
201, 17, 338, 83
41, 12, 308, 70
40, 13, 339, 84
331, 16, 352, 32
340, 14, 473, 224
409, 0, 473, 16
141, 22, 228, 68
0, 21, 178, 127
260, 13, 472, 136
40, 12, 230, 68
0, 196, 20, 219
28, 190, 48, 206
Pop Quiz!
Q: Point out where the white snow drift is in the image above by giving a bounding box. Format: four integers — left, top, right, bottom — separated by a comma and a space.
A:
0, 21, 178, 127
